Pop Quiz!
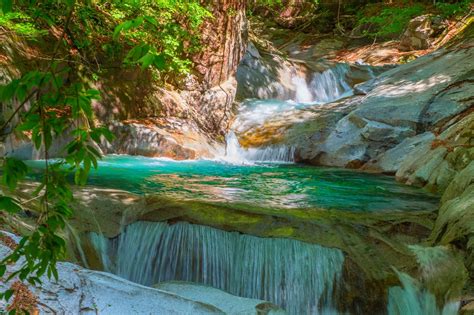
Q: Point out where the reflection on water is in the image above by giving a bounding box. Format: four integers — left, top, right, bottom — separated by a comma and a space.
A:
28, 155, 438, 212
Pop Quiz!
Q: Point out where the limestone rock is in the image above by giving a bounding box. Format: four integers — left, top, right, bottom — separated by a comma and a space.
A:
184, 0, 247, 135
302, 113, 415, 167
288, 36, 474, 168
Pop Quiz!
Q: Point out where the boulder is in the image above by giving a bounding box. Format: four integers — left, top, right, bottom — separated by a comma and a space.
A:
364, 132, 435, 174
312, 114, 415, 167
102, 121, 224, 160
396, 112, 474, 192
399, 15, 439, 51
155, 282, 285, 314
236, 42, 301, 101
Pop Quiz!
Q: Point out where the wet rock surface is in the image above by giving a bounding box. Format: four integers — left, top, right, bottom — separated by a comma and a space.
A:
101, 120, 224, 159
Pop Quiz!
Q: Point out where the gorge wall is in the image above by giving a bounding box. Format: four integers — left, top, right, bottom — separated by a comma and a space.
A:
1, 0, 248, 160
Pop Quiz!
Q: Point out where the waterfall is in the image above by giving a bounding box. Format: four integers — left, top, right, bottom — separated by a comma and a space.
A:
387, 272, 459, 315
224, 131, 295, 164
223, 64, 354, 164
309, 64, 352, 103
290, 64, 353, 104
292, 76, 313, 103
91, 221, 345, 315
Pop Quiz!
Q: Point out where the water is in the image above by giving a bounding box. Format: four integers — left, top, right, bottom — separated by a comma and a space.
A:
25, 61, 446, 314
308, 64, 353, 103
292, 64, 353, 104
224, 131, 296, 163
387, 271, 459, 315
27, 155, 439, 212
226, 64, 354, 163
91, 221, 345, 315
293, 76, 314, 103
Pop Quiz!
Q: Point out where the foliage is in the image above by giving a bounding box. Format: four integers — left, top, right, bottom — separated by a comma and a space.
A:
0, 12, 47, 37
110, 0, 211, 76
248, 0, 320, 17
354, 1, 473, 39
435, 0, 472, 18
0, 0, 209, 312
355, 3, 426, 39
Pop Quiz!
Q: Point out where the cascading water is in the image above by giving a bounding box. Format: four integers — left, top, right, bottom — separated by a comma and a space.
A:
224, 131, 295, 164
292, 76, 313, 103
225, 64, 353, 164
387, 272, 459, 315
308, 64, 352, 103
91, 221, 345, 315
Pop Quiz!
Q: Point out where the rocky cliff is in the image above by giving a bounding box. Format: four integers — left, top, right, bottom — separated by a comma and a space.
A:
1, 0, 248, 160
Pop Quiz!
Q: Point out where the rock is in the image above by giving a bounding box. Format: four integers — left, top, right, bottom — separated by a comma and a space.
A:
303, 113, 415, 168
430, 162, 474, 275
364, 132, 436, 174
155, 282, 285, 314
351, 47, 473, 130
184, 0, 248, 135
408, 245, 468, 302
396, 111, 474, 192
236, 42, 300, 101
101, 121, 224, 159
0, 233, 283, 315
284, 35, 473, 168
399, 15, 439, 51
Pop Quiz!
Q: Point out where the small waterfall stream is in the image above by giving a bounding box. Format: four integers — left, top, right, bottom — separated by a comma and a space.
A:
91, 221, 345, 315
308, 64, 352, 103
387, 272, 459, 315
224, 131, 296, 164
225, 64, 353, 164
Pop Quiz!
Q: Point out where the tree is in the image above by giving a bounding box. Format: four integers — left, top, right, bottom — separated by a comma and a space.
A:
0, 0, 209, 311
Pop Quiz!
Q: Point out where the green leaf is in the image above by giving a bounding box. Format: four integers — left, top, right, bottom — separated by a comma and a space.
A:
0, 80, 18, 101
0, 196, 22, 213
51, 266, 59, 281
74, 168, 88, 185
86, 89, 101, 100
4, 289, 13, 301
153, 54, 166, 70
1, 0, 12, 14
86, 145, 102, 159
144, 16, 158, 27
3, 158, 28, 190
139, 53, 155, 70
